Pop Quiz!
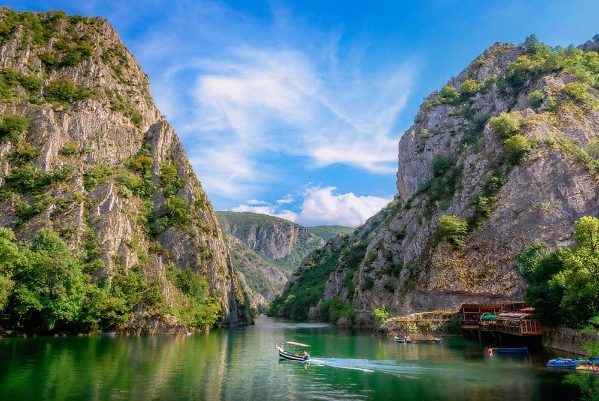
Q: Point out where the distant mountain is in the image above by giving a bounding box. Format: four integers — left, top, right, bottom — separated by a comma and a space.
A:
216, 212, 326, 305
307, 226, 354, 241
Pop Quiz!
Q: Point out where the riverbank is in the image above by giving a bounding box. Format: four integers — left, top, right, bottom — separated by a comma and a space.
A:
542, 327, 599, 355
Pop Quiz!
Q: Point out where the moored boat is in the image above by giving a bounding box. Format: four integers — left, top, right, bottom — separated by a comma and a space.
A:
275, 341, 310, 361
411, 335, 441, 344
393, 336, 410, 343
490, 347, 529, 354
547, 357, 599, 368
576, 364, 599, 372
547, 358, 577, 368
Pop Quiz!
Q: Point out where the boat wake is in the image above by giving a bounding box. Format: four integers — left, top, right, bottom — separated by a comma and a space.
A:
308, 358, 440, 377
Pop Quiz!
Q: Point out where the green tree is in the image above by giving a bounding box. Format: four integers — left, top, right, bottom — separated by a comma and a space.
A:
372, 304, 391, 328
520, 34, 551, 55
438, 215, 468, 249
0, 228, 19, 310
515, 243, 565, 325
552, 217, 599, 326
11, 229, 86, 330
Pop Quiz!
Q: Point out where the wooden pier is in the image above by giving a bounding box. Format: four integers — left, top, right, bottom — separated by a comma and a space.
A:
459, 302, 542, 338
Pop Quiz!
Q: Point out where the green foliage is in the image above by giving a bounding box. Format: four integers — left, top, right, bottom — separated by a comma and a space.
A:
80, 284, 129, 333
372, 304, 391, 328
527, 89, 544, 109
489, 112, 522, 138
460, 79, 480, 97
167, 266, 223, 329
160, 164, 184, 197
14, 142, 41, 163
59, 140, 79, 156
436, 85, 460, 105
117, 172, 154, 199
0, 114, 28, 143
83, 163, 112, 190
517, 217, 599, 328
164, 196, 190, 228
520, 34, 552, 56
4, 163, 51, 193
361, 276, 374, 291
319, 297, 353, 322
438, 215, 468, 249
504, 134, 532, 165
269, 239, 346, 319
0, 69, 42, 98
307, 225, 354, 241
10, 229, 86, 330
416, 154, 463, 213
562, 82, 599, 108
515, 243, 565, 325
38, 51, 57, 67
45, 78, 96, 103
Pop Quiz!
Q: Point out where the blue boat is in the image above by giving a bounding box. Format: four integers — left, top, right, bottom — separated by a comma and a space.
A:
547, 358, 577, 368
547, 357, 599, 368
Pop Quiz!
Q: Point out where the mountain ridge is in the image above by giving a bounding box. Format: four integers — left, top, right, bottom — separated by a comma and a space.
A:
271, 35, 599, 323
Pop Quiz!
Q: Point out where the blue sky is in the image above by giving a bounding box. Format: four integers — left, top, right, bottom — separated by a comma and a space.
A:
6, 1, 599, 226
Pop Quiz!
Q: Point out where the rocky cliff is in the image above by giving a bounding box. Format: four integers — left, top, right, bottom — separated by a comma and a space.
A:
0, 9, 252, 332
216, 211, 328, 306
273, 36, 599, 322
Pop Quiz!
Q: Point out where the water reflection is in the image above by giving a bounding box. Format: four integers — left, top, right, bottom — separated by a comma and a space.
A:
0, 317, 583, 400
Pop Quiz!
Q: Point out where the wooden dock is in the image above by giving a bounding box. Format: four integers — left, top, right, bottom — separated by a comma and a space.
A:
459, 302, 542, 337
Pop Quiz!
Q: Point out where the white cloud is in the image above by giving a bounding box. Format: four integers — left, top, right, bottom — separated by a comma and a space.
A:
277, 194, 294, 204
296, 186, 392, 227
246, 199, 269, 205
230, 186, 392, 227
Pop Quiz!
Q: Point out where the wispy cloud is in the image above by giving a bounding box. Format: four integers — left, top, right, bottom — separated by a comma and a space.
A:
129, 0, 416, 208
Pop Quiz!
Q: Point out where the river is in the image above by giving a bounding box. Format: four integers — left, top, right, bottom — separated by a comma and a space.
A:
0, 316, 583, 400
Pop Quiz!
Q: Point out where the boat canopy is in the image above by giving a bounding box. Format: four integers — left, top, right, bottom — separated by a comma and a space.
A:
285, 341, 310, 347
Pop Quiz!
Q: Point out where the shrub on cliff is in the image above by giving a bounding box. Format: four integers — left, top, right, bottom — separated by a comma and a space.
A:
0, 114, 28, 143
489, 112, 522, 138
504, 134, 532, 165
438, 215, 468, 249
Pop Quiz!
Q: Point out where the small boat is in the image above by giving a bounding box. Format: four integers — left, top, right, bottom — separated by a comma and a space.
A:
411, 335, 441, 344
547, 358, 577, 368
576, 364, 599, 372
394, 336, 410, 343
276, 341, 310, 361
490, 347, 529, 354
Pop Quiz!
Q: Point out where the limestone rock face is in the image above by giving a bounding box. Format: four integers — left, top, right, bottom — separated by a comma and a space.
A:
281, 37, 599, 322
0, 9, 252, 331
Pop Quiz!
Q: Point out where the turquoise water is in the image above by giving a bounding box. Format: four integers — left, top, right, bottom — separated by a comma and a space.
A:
0, 316, 581, 400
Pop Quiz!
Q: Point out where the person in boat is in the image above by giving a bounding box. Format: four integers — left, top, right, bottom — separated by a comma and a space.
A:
302, 351, 309, 360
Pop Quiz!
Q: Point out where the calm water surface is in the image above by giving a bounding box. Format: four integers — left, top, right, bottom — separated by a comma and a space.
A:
0, 316, 582, 400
